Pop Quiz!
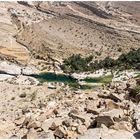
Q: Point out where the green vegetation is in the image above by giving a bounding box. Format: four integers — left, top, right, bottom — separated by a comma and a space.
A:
83, 75, 113, 84
61, 48, 140, 73
61, 54, 93, 73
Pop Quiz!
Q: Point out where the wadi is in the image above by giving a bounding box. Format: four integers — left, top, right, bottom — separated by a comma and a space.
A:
0, 1, 140, 139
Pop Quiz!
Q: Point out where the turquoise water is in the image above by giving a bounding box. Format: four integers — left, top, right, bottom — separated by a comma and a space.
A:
31, 72, 112, 90
32, 72, 77, 83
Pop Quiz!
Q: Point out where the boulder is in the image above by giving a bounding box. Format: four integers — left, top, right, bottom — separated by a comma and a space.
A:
22, 66, 38, 75
41, 119, 54, 132
69, 109, 79, 115
62, 119, 72, 127
71, 126, 77, 131
70, 122, 79, 127
103, 130, 135, 139
110, 121, 132, 131
77, 125, 87, 135
136, 119, 140, 131
78, 125, 109, 139
136, 93, 140, 103
50, 120, 62, 130
26, 128, 38, 139
19, 93, 26, 98
95, 116, 114, 127
27, 121, 41, 129
14, 117, 25, 126
69, 113, 86, 123
106, 100, 121, 110
0, 120, 15, 135
85, 101, 100, 115
101, 109, 124, 119
98, 92, 109, 98
0, 130, 8, 138
109, 93, 123, 102
17, 127, 28, 138
79, 128, 135, 139
133, 103, 140, 131
9, 134, 20, 139
54, 126, 67, 138
66, 130, 78, 139
47, 101, 57, 109
136, 79, 140, 85
0, 61, 21, 75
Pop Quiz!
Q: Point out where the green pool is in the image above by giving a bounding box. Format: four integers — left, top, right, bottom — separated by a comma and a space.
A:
32, 72, 76, 83
31, 73, 113, 90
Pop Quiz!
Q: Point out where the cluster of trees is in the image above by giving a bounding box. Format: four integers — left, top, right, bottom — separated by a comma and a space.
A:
61, 48, 140, 73
61, 54, 93, 73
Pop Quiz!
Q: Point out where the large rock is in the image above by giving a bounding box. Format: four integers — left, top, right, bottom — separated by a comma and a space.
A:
106, 100, 121, 110
0, 74, 14, 81
136, 93, 140, 103
95, 116, 114, 127
101, 109, 124, 119
109, 93, 123, 102
77, 125, 87, 135
26, 128, 38, 139
133, 103, 140, 131
27, 120, 41, 129
41, 118, 62, 132
21, 66, 39, 75
69, 113, 86, 123
78, 125, 109, 139
66, 130, 78, 139
0, 61, 21, 75
62, 119, 72, 127
50, 120, 62, 130
54, 126, 67, 138
0, 120, 15, 136
85, 101, 100, 115
79, 128, 135, 139
0, 130, 9, 138
14, 117, 26, 126
103, 130, 135, 139
41, 119, 54, 132
110, 121, 132, 131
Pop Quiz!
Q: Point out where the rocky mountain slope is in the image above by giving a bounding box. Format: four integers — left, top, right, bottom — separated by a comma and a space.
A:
0, 73, 140, 139
0, 1, 140, 71
0, 1, 140, 139
16, 1, 140, 62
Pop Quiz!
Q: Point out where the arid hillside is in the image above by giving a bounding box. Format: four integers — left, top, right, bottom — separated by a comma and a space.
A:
16, 1, 140, 63
0, 1, 140, 67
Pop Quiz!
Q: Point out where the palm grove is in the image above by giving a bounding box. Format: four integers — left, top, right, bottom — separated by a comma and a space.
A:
61, 48, 140, 73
